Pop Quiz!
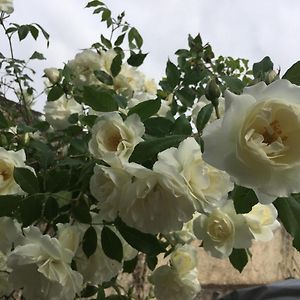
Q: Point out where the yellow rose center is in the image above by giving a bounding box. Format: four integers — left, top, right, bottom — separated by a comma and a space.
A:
0, 160, 14, 191
206, 214, 233, 242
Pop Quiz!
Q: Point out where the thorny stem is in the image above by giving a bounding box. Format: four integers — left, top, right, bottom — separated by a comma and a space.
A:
0, 14, 32, 124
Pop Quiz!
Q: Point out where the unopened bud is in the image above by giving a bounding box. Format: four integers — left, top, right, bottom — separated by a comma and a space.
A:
205, 78, 221, 101
265, 70, 278, 84
44, 68, 60, 84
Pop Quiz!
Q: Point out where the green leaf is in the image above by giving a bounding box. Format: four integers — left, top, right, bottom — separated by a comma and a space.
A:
13, 167, 39, 194
101, 8, 111, 21
172, 115, 192, 135
123, 256, 138, 273
33, 121, 50, 132
196, 103, 213, 132
146, 255, 158, 271
83, 86, 118, 112
101, 226, 123, 263
82, 226, 98, 258
96, 286, 106, 300
101, 34, 112, 49
175, 87, 195, 107
114, 33, 126, 46
128, 99, 161, 121
128, 27, 143, 48
18, 25, 29, 41
253, 56, 273, 79
222, 76, 245, 94
129, 135, 187, 164
283, 61, 300, 85
81, 285, 98, 298
86, 0, 104, 7
47, 85, 64, 101
110, 54, 122, 77
29, 25, 39, 40
44, 197, 59, 221
20, 195, 43, 226
144, 117, 174, 137
166, 60, 180, 89
127, 53, 147, 67
274, 195, 300, 251
231, 185, 258, 214
229, 248, 248, 272
94, 70, 113, 85
29, 51, 46, 60
116, 218, 165, 255
72, 200, 92, 224
0, 195, 22, 217
106, 296, 128, 300
0, 111, 9, 129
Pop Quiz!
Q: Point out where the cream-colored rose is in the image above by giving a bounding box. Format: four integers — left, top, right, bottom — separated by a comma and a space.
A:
153, 137, 233, 213
0, 0, 13, 14
243, 203, 280, 241
57, 225, 80, 255
67, 49, 102, 85
44, 95, 83, 130
170, 244, 198, 276
0, 148, 30, 195
203, 80, 300, 203
99, 48, 117, 74
118, 162, 195, 234
150, 265, 200, 300
0, 217, 21, 254
193, 200, 253, 259
191, 95, 225, 125
7, 226, 83, 300
44, 68, 60, 84
144, 78, 157, 95
0, 251, 11, 297
90, 164, 130, 221
88, 112, 144, 166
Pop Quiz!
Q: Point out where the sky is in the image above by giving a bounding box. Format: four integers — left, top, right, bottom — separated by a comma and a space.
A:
4, 0, 300, 111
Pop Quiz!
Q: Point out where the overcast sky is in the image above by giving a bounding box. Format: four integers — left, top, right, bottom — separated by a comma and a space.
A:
6, 0, 300, 110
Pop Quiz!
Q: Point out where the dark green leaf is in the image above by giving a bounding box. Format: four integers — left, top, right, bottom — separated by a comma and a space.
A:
222, 76, 245, 94
0, 195, 22, 217
274, 195, 300, 251
114, 33, 126, 46
101, 34, 112, 49
29, 51, 46, 60
96, 286, 106, 300
73, 200, 92, 224
196, 103, 213, 132
229, 248, 248, 272
83, 86, 118, 112
47, 85, 64, 102
116, 218, 165, 255
127, 53, 147, 67
33, 121, 50, 131
13, 167, 39, 194
283, 61, 300, 85
146, 255, 158, 271
253, 56, 273, 79
128, 27, 143, 48
123, 256, 138, 273
44, 197, 59, 221
172, 115, 192, 135
110, 54, 122, 77
18, 25, 29, 41
86, 0, 104, 7
144, 117, 174, 137
81, 285, 98, 298
101, 226, 123, 262
106, 296, 128, 300
231, 185, 258, 214
94, 70, 113, 85
166, 60, 180, 89
129, 135, 187, 164
175, 87, 195, 107
128, 99, 161, 121
0, 111, 9, 129
101, 8, 111, 21
29, 25, 39, 40
20, 195, 43, 226
82, 226, 98, 258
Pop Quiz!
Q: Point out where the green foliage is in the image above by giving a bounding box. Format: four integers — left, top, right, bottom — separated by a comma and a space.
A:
283, 61, 300, 85
196, 103, 213, 133
252, 56, 274, 79
101, 226, 123, 262
229, 249, 248, 272
83, 226, 98, 258
13, 167, 39, 194
231, 185, 258, 214
128, 99, 161, 121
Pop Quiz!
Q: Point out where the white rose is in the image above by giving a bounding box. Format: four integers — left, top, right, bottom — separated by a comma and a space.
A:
191, 95, 225, 125
0, 147, 31, 195
150, 265, 200, 300
170, 244, 198, 276
99, 48, 117, 74
153, 137, 233, 213
144, 78, 157, 95
90, 164, 130, 221
88, 112, 145, 166
243, 203, 280, 241
44, 95, 83, 130
67, 49, 102, 85
0, 251, 11, 297
118, 163, 195, 234
57, 224, 80, 255
0, 0, 13, 14
193, 200, 253, 259
7, 226, 83, 300
203, 79, 300, 203
44, 68, 60, 84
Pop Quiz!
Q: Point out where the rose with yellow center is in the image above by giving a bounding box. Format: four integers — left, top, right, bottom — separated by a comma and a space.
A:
88, 112, 145, 167
202, 79, 300, 203
193, 200, 253, 258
